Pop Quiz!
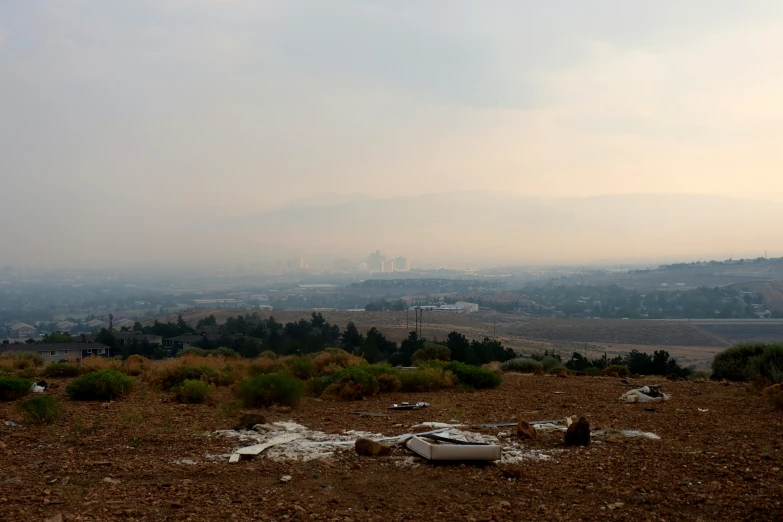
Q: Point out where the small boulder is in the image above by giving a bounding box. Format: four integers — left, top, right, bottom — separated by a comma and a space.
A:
234, 412, 267, 430
534, 370, 544, 377
516, 421, 537, 440
564, 417, 590, 446
665, 373, 680, 381
557, 369, 568, 378
355, 438, 391, 456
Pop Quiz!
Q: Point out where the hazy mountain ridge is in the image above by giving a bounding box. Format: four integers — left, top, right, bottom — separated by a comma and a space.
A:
230, 192, 783, 266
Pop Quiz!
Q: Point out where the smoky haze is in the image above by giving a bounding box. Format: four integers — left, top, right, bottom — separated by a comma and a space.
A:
2, 1, 783, 268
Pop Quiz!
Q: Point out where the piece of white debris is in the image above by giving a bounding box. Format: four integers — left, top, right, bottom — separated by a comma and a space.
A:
621, 430, 661, 440
280, 475, 292, 483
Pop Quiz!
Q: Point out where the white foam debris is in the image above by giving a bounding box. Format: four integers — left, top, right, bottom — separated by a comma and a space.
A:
620, 430, 662, 440
213, 421, 559, 463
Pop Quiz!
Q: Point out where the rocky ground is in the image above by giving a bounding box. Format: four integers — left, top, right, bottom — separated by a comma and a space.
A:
1, 374, 782, 521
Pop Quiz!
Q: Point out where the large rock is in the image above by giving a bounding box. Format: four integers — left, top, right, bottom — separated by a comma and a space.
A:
516, 420, 537, 440
564, 417, 591, 446
234, 412, 267, 430
355, 438, 391, 456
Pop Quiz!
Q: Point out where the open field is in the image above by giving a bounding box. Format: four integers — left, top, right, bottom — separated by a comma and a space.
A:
157, 310, 750, 368
2, 373, 782, 520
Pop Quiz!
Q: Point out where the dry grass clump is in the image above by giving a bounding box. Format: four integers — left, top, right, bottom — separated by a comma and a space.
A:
0, 352, 44, 370
761, 383, 783, 410
83, 355, 121, 372
247, 356, 282, 376
313, 349, 366, 375
121, 355, 151, 376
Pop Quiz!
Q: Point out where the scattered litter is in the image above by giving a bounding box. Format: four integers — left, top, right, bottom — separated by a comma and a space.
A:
214, 421, 558, 464
388, 402, 430, 410
621, 430, 661, 440
406, 435, 501, 461
172, 459, 199, 465
4, 420, 18, 427
411, 422, 464, 430
554, 391, 565, 395
348, 412, 390, 418
235, 433, 304, 457
698, 408, 709, 413
501, 442, 556, 463
620, 385, 671, 403
102, 477, 121, 485
482, 419, 564, 428
30, 383, 45, 393
607, 502, 624, 510
280, 475, 292, 483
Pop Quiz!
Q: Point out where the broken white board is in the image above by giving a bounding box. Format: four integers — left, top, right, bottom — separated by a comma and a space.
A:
406, 435, 501, 462
234, 433, 303, 457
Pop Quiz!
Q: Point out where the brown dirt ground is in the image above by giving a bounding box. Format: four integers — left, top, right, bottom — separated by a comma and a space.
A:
2, 374, 782, 521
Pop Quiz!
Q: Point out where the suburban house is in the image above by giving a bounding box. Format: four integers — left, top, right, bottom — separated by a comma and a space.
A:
54, 321, 77, 333
163, 334, 207, 352
0, 342, 111, 363
9, 322, 36, 339
113, 332, 163, 346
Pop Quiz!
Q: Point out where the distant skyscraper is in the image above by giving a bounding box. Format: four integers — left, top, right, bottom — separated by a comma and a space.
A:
286, 257, 305, 270
367, 250, 384, 271
394, 256, 410, 271
382, 259, 395, 272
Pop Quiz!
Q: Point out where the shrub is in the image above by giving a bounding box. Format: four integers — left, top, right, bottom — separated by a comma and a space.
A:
0, 376, 33, 401
305, 376, 329, 396
411, 344, 451, 364
585, 367, 602, 376
284, 357, 316, 380
0, 352, 44, 370
66, 369, 134, 401
18, 395, 62, 424
377, 372, 402, 392
121, 355, 150, 376
150, 365, 222, 390
248, 357, 281, 376
237, 373, 304, 408
540, 356, 562, 372
178, 347, 209, 358
690, 370, 711, 381
602, 365, 630, 377
746, 344, 783, 384
711, 343, 767, 381
218, 347, 240, 358
501, 357, 543, 373
15, 368, 38, 379
444, 361, 502, 389
43, 363, 83, 378
324, 367, 379, 400
761, 383, 783, 410
549, 365, 568, 375
172, 379, 211, 404
398, 366, 456, 392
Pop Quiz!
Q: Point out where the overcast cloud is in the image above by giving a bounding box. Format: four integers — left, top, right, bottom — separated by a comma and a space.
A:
2, 1, 783, 266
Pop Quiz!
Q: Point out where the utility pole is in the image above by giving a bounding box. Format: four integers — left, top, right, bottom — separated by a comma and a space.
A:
493, 317, 496, 339
406, 308, 409, 332
109, 313, 114, 332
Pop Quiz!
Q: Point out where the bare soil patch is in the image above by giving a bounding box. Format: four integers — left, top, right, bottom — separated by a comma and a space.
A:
2, 374, 782, 520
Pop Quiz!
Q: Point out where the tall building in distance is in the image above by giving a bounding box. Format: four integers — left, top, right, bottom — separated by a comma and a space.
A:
382, 259, 394, 273
367, 250, 384, 271
394, 256, 410, 272
286, 257, 306, 270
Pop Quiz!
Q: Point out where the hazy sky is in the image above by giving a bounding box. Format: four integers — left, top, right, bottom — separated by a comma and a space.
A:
3, 1, 783, 266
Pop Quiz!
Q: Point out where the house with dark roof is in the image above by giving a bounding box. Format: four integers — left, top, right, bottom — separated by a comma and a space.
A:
0, 342, 111, 363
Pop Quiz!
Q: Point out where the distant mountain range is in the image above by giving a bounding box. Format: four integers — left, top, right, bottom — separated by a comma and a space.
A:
221, 192, 783, 266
